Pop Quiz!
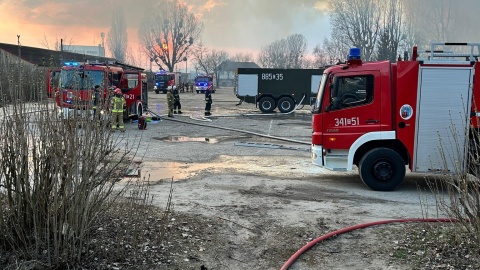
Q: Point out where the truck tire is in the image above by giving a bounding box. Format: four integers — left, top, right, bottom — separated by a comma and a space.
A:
277, 97, 295, 113
155, 90, 159, 94
259, 97, 276, 113
359, 148, 405, 191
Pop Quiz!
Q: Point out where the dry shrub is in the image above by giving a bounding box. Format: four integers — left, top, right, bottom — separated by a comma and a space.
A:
0, 54, 143, 268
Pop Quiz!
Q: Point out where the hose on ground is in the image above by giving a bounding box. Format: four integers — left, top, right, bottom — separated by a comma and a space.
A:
145, 109, 310, 145
280, 218, 456, 270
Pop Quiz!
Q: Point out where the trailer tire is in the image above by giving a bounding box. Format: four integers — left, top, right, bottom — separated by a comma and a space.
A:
359, 148, 405, 191
259, 97, 276, 113
277, 97, 295, 113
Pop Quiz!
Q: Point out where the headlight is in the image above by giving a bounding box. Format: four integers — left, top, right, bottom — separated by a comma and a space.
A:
67, 92, 73, 99
154, 86, 157, 90
100, 110, 105, 115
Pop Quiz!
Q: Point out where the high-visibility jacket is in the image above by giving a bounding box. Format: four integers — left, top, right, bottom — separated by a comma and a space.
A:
111, 95, 126, 113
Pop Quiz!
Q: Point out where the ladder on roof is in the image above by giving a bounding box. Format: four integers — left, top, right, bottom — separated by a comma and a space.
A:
417, 42, 480, 62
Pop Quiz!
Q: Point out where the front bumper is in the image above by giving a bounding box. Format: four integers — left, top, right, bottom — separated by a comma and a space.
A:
311, 144, 324, 167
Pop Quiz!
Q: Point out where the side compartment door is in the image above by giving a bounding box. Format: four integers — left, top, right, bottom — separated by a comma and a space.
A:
322, 71, 381, 150
237, 74, 258, 97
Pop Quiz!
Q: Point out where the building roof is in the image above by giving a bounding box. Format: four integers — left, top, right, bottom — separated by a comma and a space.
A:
218, 61, 260, 72
0, 42, 116, 68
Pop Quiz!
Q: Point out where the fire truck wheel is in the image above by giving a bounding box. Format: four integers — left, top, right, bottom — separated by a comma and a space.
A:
259, 97, 276, 113
359, 148, 405, 191
277, 97, 295, 113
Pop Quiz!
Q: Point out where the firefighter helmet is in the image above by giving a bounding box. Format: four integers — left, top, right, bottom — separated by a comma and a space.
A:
114, 88, 122, 95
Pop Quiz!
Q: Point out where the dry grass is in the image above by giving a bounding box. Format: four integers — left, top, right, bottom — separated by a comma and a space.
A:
0, 49, 174, 269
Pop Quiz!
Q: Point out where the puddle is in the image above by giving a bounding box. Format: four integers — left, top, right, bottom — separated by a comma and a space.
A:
131, 155, 324, 182
156, 136, 218, 143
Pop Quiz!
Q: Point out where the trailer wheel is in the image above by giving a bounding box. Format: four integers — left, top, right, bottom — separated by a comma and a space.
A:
259, 97, 276, 113
359, 148, 405, 191
277, 97, 295, 113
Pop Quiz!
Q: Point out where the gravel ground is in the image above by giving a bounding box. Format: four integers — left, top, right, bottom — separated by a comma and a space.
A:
2, 87, 479, 269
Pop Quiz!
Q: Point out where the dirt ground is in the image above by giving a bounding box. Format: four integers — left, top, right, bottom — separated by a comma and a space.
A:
112, 87, 454, 270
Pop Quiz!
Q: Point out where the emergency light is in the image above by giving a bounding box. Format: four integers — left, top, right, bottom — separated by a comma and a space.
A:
64, 62, 79, 66
347, 48, 361, 60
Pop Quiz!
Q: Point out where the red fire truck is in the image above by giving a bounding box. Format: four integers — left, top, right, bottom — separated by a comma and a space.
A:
153, 70, 182, 94
311, 42, 480, 191
55, 61, 148, 119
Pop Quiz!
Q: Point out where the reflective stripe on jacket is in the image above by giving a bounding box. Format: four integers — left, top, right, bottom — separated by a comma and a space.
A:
111, 96, 126, 112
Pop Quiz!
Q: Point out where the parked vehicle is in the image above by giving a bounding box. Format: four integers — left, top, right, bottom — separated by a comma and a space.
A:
194, 74, 215, 94
311, 43, 480, 191
234, 68, 324, 113
56, 61, 148, 120
153, 70, 183, 94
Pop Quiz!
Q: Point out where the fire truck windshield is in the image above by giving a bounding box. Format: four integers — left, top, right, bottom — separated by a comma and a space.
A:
60, 70, 104, 90
154, 74, 171, 82
196, 77, 211, 82
313, 73, 328, 113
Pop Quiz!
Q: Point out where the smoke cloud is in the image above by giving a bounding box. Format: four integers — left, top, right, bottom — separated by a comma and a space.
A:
0, 0, 330, 54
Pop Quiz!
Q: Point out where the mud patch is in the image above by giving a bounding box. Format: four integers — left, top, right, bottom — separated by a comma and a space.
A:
153, 135, 219, 143
138, 155, 325, 182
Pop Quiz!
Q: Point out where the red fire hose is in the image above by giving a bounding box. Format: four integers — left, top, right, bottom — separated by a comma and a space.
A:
280, 218, 456, 270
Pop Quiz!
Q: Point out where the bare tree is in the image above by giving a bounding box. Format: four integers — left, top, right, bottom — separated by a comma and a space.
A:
138, 0, 203, 72
399, 0, 423, 55
39, 34, 74, 51
191, 43, 228, 85
329, 0, 382, 61
424, 0, 455, 42
286, 34, 308, 68
192, 42, 211, 74
375, 0, 404, 62
209, 50, 229, 87
258, 34, 307, 68
312, 44, 331, 67
107, 7, 128, 63
315, 37, 350, 65
231, 52, 254, 62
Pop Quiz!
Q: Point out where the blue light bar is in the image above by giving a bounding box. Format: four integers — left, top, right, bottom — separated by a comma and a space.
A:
64, 62, 79, 66
347, 48, 361, 60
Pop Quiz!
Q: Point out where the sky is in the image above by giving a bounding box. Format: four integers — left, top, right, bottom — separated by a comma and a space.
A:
0, 0, 331, 67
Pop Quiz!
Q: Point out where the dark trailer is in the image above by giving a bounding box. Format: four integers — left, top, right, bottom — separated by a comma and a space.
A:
234, 68, 325, 113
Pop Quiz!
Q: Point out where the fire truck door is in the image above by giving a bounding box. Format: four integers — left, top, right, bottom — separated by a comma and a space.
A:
322, 72, 381, 150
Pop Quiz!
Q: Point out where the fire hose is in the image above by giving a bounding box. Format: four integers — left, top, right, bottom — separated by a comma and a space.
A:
280, 218, 456, 270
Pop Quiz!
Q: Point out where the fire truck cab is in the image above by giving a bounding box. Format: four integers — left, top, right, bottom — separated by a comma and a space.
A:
195, 74, 215, 94
153, 70, 181, 94
311, 43, 480, 191
56, 61, 148, 120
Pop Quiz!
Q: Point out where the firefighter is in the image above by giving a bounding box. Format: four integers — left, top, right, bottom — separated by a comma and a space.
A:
166, 87, 174, 117
92, 85, 102, 119
204, 87, 212, 116
173, 85, 182, 114
110, 88, 126, 132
